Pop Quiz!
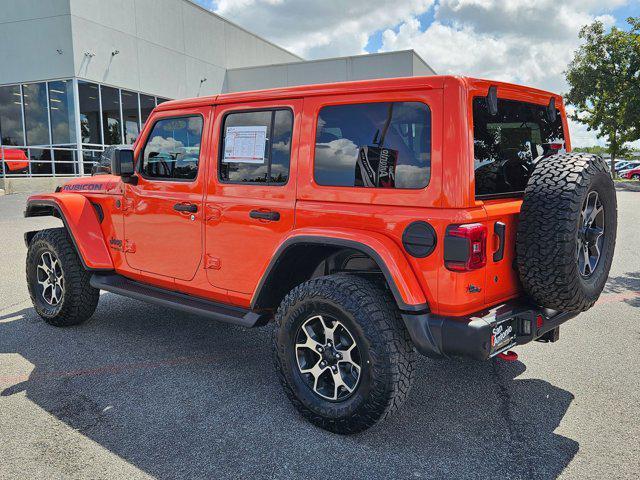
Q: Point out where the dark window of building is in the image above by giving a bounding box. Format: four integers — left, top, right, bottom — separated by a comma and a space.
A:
473, 97, 565, 197
314, 102, 431, 189
220, 109, 293, 184
140, 94, 156, 126
140, 116, 203, 180
29, 148, 52, 175
23, 83, 50, 146
0, 85, 25, 146
121, 90, 139, 144
78, 82, 101, 145
48, 80, 76, 145
101, 86, 121, 145
53, 149, 77, 175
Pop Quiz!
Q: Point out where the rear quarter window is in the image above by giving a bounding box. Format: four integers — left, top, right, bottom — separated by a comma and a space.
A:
314, 102, 431, 189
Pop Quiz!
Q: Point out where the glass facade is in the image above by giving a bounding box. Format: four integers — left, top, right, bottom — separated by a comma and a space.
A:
0, 78, 170, 177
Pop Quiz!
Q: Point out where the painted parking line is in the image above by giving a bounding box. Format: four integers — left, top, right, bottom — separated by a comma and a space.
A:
595, 291, 640, 306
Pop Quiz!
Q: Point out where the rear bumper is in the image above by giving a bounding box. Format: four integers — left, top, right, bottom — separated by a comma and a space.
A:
401, 299, 579, 361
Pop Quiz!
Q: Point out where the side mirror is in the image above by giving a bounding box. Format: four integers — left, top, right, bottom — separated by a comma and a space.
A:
110, 147, 135, 179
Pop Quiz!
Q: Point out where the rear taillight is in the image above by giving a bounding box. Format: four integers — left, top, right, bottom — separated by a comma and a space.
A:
549, 143, 563, 150
444, 223, 487, 271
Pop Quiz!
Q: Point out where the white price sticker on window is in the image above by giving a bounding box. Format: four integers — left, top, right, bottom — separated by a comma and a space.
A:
223, 126, 267, 164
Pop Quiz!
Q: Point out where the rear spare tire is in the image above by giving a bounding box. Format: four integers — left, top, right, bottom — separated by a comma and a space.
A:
516, 153, 616, 311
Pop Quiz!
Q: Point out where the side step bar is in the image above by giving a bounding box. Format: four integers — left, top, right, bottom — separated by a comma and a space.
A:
90, 273, 269, 328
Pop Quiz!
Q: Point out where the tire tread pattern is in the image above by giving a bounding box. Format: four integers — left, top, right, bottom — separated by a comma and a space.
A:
273, 274, 416, 434
516, 153, 616, 311
26, 227, 100, 326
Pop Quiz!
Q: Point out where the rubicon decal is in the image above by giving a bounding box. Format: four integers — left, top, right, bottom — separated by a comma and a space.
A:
63, 183, 108, 191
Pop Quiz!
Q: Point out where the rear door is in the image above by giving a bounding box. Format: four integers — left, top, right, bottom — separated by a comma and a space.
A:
471, 92, 566, 305
204, 99, 301, 295
123, 106, 211, 281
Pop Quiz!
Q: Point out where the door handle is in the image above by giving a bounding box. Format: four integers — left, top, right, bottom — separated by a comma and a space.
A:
173, 203, 198, 213
249, 210, 280, 221
493, 221, 506, 262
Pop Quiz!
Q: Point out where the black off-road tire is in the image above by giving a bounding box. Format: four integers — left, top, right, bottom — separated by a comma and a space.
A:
516, 153, 617, 311
273, 274, 416, 434
26, 228, 100, 326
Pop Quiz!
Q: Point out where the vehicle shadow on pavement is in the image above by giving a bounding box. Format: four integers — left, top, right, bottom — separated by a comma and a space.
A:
0, 296, 578, 480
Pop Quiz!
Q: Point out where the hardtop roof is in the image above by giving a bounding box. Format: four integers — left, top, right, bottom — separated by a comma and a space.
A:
155, 75, 562, 111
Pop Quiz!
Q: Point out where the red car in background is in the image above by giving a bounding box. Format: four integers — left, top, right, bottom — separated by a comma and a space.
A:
1, 148, 29, 174
620, 166, 640, 180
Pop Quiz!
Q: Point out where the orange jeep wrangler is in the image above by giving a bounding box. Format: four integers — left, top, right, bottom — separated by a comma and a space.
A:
24, 76, 617, 434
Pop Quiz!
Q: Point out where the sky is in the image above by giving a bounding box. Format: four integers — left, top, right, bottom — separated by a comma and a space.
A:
195, 0, 639, 148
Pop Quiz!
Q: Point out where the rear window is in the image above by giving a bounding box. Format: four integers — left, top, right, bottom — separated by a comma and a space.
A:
473, 97, 564, 197
314, 102, 431, 189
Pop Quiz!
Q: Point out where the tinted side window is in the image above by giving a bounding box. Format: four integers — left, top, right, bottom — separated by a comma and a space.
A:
220, 109, 293, 184
314, 102, 431, 189
141, 116, 203, 180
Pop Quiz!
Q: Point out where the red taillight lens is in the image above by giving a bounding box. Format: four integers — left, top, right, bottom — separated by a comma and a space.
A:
445, 223, 487, 271
550, 143, 563, 150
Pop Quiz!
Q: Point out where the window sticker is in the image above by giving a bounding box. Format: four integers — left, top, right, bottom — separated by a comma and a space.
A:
355, 146, 398, 188
223, 125, 267, 164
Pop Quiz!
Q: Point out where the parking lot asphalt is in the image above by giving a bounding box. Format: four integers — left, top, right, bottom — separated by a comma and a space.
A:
0, 191, 638, 480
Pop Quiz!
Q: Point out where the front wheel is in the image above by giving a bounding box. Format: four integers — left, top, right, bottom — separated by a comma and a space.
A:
26, 228, 100, 326
273, 274, 416, 434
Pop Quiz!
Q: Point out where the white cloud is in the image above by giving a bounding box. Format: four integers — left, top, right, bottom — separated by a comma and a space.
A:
380, 0, 627, 145
208, 0, 635, 147
215, 0, 435, 58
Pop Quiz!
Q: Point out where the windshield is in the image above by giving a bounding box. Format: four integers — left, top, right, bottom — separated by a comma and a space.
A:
473, 97, 564, 197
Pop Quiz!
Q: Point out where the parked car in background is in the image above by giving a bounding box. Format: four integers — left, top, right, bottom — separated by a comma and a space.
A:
615, 161, 640, 173
620, 166, 640, 180
1, 148, 29, 174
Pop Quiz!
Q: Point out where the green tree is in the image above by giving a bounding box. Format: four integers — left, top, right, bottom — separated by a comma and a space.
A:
565, 17, 640, 174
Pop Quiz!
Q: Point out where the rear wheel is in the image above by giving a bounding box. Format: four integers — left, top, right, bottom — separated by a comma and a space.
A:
26, 228, 100, 326
273, 274, 416, 434
517, 153, 617, 311
632, 174, 640, 181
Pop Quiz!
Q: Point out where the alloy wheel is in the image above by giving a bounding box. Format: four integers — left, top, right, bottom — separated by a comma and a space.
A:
577, 190, 605, 278
294, 314, 362, 401
36, 251, 65, 306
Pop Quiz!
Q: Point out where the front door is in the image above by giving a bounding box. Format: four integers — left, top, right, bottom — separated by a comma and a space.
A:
204, 100, 301, 295
123, 107, 211, 281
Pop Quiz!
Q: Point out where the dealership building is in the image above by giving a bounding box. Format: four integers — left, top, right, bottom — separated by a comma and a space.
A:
0, 0, 435, 192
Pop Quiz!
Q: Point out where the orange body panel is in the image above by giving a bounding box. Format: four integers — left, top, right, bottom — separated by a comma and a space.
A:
28, 75, 572, 317
27, 193, 114, 270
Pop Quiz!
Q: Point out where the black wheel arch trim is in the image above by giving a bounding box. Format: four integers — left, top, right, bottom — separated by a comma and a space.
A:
251, 235, 429, 313
24, 199, 112, 272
